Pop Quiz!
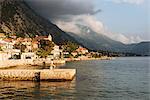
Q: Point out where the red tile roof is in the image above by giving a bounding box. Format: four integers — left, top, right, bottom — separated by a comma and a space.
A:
3, 38, 12, 42
76, 47, 88, 52
35, 36, 48, 41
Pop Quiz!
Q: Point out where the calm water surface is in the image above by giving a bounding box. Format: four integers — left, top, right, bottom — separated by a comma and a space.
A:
0, 57, 149, 100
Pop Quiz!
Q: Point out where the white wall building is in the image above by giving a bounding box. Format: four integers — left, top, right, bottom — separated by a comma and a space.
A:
21, 52, 36, 60
51, 45, 62, 59
0, 52, 11, 61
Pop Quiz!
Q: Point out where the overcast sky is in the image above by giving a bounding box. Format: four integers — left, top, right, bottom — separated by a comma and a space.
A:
26, 0, 149, 44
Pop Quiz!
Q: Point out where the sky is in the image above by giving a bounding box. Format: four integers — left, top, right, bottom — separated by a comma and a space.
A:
94, 0, 149, 43
27, 0, 149, 44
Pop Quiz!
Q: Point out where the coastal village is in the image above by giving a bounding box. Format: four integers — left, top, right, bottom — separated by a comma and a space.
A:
0, 33, 111, 69
0, 1, 148, 99
0, 32, 111, 81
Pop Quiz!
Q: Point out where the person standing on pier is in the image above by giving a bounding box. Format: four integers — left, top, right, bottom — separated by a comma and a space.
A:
50, 59, 56, 70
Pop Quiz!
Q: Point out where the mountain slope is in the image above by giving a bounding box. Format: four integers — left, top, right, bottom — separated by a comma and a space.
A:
128, 42, 150, 56
68, 25, 127, 51
67, 25, 150, 55
1, 0, 149, 56
0, 0, 78, 44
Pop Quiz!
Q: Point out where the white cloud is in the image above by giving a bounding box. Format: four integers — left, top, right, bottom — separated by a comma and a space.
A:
106, 31, 130, 43
106, 0, 145, 5
74, 15, 105, 34
56, 21, 81, 34
107, 31, 143, 44
55, 15, 105, 34
55, 14, 142, 44
128, 35, 143, 43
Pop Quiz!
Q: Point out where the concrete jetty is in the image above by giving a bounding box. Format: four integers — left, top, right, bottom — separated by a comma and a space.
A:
0, 69, 76, 81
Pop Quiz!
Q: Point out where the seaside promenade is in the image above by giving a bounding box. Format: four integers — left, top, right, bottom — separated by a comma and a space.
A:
0, 59, 66, 69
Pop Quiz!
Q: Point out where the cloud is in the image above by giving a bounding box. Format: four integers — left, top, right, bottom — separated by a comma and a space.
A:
107, 32, 143, 43
56, 20, 81, 34
26, 0, 143, 44
106, 0, 145, 5
26, 0, 95, 19
128, 35, 143, 43
74, 15, 105, 34
55, 14, 142, 44
55, 15, 105, 34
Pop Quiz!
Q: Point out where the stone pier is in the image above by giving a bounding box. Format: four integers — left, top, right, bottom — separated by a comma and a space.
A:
0, 69, 76, 81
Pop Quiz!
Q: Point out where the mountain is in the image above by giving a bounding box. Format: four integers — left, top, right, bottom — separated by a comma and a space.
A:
128, 42, 150, 56
68, 25, 127, 52
0, 0, 78, 45
0, 0, 149, 56
67, 25, 150, 56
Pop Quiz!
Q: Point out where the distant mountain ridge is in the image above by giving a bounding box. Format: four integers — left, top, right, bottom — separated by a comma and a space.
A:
67, 25, 150, 56
127, 42, 150, 56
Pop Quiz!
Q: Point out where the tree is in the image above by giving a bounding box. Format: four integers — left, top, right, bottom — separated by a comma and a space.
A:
0, 46, 3, 51
13, 43, 26, 52
36, 39, 54, 58
63, 42, 79, 53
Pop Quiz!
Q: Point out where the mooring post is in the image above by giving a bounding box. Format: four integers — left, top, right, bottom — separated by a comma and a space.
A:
33, 72, 40, 82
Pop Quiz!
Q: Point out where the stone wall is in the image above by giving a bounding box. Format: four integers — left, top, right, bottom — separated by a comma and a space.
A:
0, 70, 38, 81
0, 59, 66, 69
0, 69, 76, 81
0, 59, 34, 68
40, 69, 76, 81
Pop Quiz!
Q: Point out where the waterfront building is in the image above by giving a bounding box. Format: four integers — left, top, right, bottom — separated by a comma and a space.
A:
71, 51, 78, 57
51, 45, 62, 59
32, 40, 39, 50
22, 38, 32, 52
0, 49, 21, 60
21, 52, 36, 60
34, 34, 52, 41
0, 33, 5, 40
34, 36, 47, 41
0, 52, 11, 61
1, 38, 14, 50
76, 46, 88, 54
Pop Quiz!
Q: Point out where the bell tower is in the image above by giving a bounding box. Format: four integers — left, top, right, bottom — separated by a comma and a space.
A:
48, 34, 52, 41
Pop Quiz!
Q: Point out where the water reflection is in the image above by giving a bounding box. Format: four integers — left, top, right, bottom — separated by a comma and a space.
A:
0, 79, 76, 100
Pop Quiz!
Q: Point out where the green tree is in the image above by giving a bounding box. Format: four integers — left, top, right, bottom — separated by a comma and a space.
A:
63, 42, 79, 53
0, 46, 3, 51
0, 28, 4, 33
13, 43, 26, 52
36, 39, 54, 58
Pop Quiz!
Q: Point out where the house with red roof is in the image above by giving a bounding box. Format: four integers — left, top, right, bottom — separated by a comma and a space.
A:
76, 46, 88, 54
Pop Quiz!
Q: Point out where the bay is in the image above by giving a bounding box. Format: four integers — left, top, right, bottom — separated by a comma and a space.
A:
0, 57, 149, 100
